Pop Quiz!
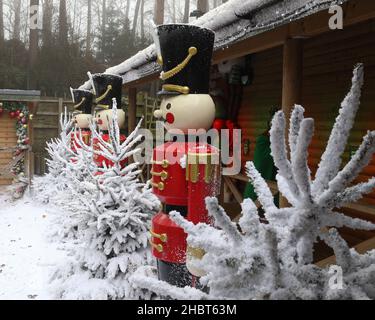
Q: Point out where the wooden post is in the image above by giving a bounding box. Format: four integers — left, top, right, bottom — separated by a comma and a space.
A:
280, 38, 303, 208
154, 0, 164, 25
282, 39, 303, 112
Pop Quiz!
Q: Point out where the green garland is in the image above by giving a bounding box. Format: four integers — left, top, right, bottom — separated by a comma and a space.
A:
0, 101, 30, 177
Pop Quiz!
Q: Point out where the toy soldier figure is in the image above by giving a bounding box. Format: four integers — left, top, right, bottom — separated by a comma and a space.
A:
70, 88, 94, 153
88, 73, 127, 171
150, 24, 221, 287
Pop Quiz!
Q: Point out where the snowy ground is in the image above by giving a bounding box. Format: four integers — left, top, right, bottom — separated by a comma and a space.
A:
0, 190, 69, 300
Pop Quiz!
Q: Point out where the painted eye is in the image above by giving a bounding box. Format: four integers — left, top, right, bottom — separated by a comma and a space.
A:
166, 103, 172, 110
98, 115, 101, 118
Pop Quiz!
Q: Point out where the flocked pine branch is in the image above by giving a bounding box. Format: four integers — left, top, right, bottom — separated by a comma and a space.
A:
312, 63, 364, 196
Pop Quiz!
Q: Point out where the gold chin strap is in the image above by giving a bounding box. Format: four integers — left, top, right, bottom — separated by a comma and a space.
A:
160, 47, 197, 81
73, 97, 86, 110
96, 104, 110, 110
162, 84, 190, 95
95, 85, 113, 104
157, 55, 163, 65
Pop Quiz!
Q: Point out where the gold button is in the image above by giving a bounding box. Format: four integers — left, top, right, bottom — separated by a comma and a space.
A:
162, 160, 169, 169
161, 171, 168, 181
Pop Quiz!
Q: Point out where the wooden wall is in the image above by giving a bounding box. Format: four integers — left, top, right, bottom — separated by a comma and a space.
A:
237, 46, 283, 167
0, 117, 17, 185
236, 19, 375, 206
302, 19, 375, 206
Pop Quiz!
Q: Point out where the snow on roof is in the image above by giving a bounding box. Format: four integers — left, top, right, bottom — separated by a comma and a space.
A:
80, 0, 347, 90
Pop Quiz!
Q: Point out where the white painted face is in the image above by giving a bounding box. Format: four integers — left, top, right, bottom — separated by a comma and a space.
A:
95, 109, 126, 131
73, 114, 93, 129
154, 94, 215, 134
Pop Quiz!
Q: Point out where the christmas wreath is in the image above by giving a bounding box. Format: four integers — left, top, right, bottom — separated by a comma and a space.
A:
0, 101, 31, 198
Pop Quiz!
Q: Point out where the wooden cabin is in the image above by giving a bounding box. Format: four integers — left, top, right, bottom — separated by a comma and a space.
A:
0, 89, 39, 187
80, 0, 375, 262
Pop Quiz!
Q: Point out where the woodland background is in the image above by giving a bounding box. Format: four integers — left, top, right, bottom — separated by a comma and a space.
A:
0, 0, 225, 97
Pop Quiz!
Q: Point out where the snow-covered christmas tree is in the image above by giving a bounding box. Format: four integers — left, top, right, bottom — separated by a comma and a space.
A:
50, 101, 160, 300
132, 64, 375, 300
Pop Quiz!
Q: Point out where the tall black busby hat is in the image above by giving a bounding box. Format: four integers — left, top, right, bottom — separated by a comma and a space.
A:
70, 88, 93, 114
155, 24, 215, 96
88, 72, 123, 110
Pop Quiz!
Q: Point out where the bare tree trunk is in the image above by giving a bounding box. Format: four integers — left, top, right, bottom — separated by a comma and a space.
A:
197, 0, 209, 14
132, 0, 141, 38
42, 0, 53, 46
13, 0, 21, 40
183, 0, 190, 23
59, 0, 68, 47
28, 0, 39, 89
125, 0, 130, 23
101, 0, 106, 62
29, 0, 39, 67
71, 0, 77, 42
140, 0, 145, 41
0, 0, 4, 44
154, 0, 164, 25
86, 0, 92, 57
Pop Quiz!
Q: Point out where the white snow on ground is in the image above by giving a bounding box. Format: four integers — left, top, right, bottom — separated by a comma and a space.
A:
0, 193, 69, 300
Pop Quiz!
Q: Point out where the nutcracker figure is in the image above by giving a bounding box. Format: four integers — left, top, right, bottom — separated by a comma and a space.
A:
149, 24, 221, 287
70, 88, 94, 153
88, 73, 127, 170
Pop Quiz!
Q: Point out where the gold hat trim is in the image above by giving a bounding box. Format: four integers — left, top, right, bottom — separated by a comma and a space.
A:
95, 85, 113, 104
73, 97, 86, 110
160, 47, 197, 81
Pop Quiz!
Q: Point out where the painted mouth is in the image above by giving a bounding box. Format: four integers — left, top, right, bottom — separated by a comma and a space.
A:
97, 119, 103, 125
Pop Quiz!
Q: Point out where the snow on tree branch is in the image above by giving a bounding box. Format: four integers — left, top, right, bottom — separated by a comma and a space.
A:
312, 64, 364, 196
270, 111, 300, 201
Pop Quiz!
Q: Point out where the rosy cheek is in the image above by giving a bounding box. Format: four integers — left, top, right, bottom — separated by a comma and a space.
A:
166, 113, 175, 124
97, 119, 103, 125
